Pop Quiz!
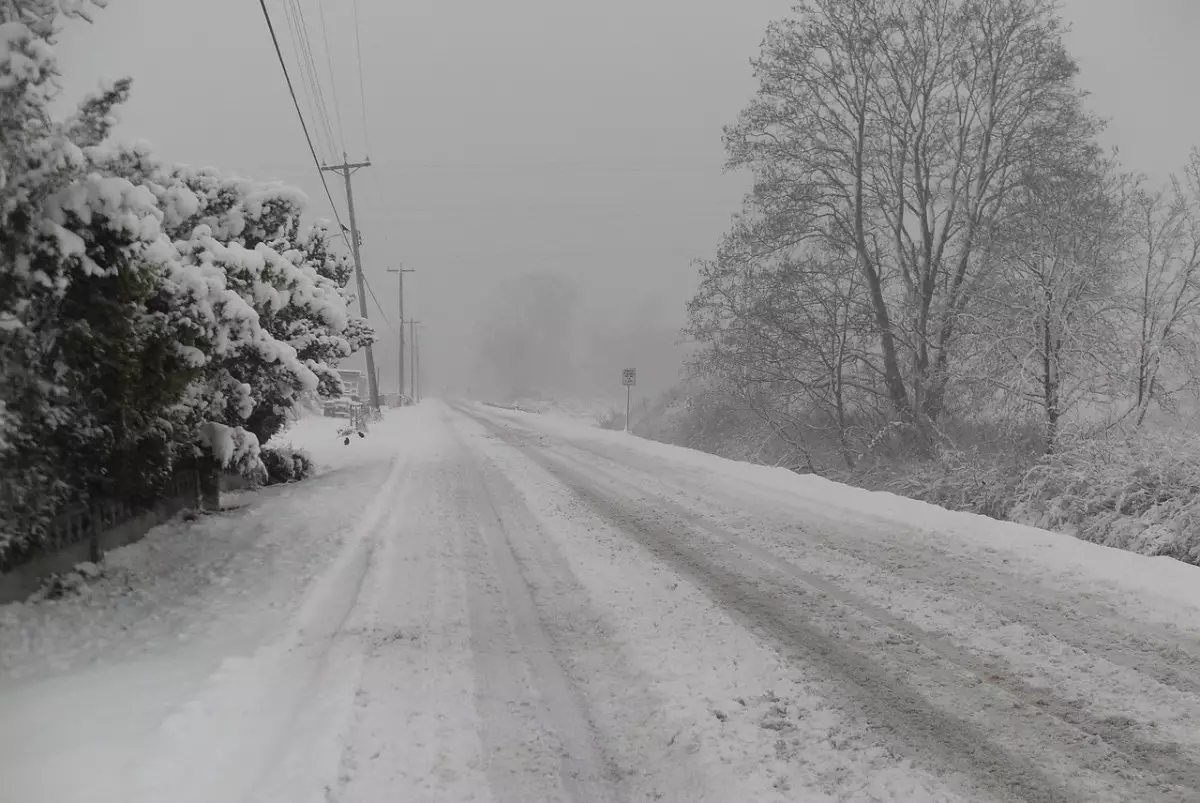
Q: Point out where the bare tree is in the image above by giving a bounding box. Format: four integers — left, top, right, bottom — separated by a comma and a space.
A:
976, 145, 1129, 450
717, 0, 1098, 436
1125, 155, 1200, 426
690, 210, 894, 470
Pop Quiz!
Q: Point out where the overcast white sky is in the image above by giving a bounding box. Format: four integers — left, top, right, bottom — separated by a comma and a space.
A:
54, 0, 1200, 394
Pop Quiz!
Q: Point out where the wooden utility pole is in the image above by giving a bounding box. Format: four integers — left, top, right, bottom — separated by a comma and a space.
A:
408, 320, 421, 403
321, 155, 380, 410
386, 264, 414, 402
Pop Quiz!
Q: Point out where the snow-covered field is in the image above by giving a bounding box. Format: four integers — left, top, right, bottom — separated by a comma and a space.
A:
4, 401, 1200, 802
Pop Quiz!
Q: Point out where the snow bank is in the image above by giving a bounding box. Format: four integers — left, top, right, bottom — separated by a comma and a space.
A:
502, 396, 625, 424
0, 465, 386, 683
129, 452, 411, 803
485, 405, 1200, 623
266, 406, 418, 474
0, 406, 429, 683
0, 405, 435, 803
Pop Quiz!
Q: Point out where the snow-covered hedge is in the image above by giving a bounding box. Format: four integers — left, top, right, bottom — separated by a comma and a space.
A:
0, 3, 372, 558
861, 431, 1200, 566
634, 384, 1200, 567
1010, 432, 1200, 564
259, 447, 315, 486
887, 446, 1030, 522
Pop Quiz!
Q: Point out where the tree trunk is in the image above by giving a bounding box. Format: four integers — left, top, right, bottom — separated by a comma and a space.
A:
853, 122, 911, 423
1042, 309, 1059, 454
922, 320, 954, 421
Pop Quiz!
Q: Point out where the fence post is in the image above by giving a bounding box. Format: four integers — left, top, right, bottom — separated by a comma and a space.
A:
189, 466, 201, 509
88, 506, 101, 564
198, 455, 221, 511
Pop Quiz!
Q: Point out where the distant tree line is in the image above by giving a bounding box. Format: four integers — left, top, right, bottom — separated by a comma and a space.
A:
470, 272, 683, 402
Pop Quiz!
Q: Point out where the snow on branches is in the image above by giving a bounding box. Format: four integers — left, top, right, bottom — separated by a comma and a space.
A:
0, 2, 371, 556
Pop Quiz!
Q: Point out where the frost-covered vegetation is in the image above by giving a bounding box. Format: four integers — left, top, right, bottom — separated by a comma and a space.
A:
259, 447, 316, 486
648, 0, 1200, 565
0, 1, 371, 559
627, 384, 1200, 565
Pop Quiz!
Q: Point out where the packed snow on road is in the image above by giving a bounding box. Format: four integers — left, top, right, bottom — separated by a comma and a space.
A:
2, 401, 1200, 803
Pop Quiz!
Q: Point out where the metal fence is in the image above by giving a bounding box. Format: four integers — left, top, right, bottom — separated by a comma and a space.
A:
0, 468, 200, 576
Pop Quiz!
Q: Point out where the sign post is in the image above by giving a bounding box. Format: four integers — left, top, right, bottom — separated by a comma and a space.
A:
622, 368, 636, 433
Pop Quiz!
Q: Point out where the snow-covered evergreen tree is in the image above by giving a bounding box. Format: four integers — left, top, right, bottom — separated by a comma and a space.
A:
160, 168, 374, 446
0, 0, 373, 558
0, 5, 195, 553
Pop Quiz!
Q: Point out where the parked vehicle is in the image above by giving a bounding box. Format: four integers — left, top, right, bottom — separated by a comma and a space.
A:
322, 397, 353, 417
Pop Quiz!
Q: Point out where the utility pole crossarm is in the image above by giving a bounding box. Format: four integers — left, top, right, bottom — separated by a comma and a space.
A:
319, 160, 372, 172
408, 320, 422, 403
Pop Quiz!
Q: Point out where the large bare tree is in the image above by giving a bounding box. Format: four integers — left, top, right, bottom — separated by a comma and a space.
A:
711, 0, 1099, 436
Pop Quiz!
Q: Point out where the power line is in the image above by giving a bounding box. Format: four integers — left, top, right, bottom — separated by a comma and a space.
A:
257, 0, 350, 248
263, 0, 379, 355
365, 164, 399, 274
286, 0, 339, 160
277, 0, 328, 161
280, 1, 321, 157
352, 0, 371, 157
376, 157, 722, 173
316, 0, 347, 156
403, 246, 706, 261
363, 272, 394, 332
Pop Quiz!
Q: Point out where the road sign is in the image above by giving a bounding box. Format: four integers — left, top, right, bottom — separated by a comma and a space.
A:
622, 368, 636, 433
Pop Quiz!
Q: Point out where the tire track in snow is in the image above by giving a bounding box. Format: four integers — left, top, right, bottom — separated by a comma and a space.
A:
542, 445, 1200, 803
242, 452, 415, 803
456, 409, 975, 803
463, 407, 1197, 803
522, 416, 1200, 699
543, 441, 1200, 788
131, 451, 411, 803
455, 421, 737, 802
331, 438, 493, 803
505, 416, 1200, 771
450, 417, 624, 803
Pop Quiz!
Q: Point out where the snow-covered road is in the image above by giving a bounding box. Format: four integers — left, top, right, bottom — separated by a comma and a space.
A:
5, 401, 1200, 802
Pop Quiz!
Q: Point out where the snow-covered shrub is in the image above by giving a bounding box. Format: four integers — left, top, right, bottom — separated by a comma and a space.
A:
31, 560, 103, 602
637, 385, 811, 470
888, 446, 1030, 521
0, 16, 199, 551
259, 447, 314, 485
0, 2, 371, 560
1011, 430, 1200, 564
163, 171, 374, 449
596, 409, 624, 430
